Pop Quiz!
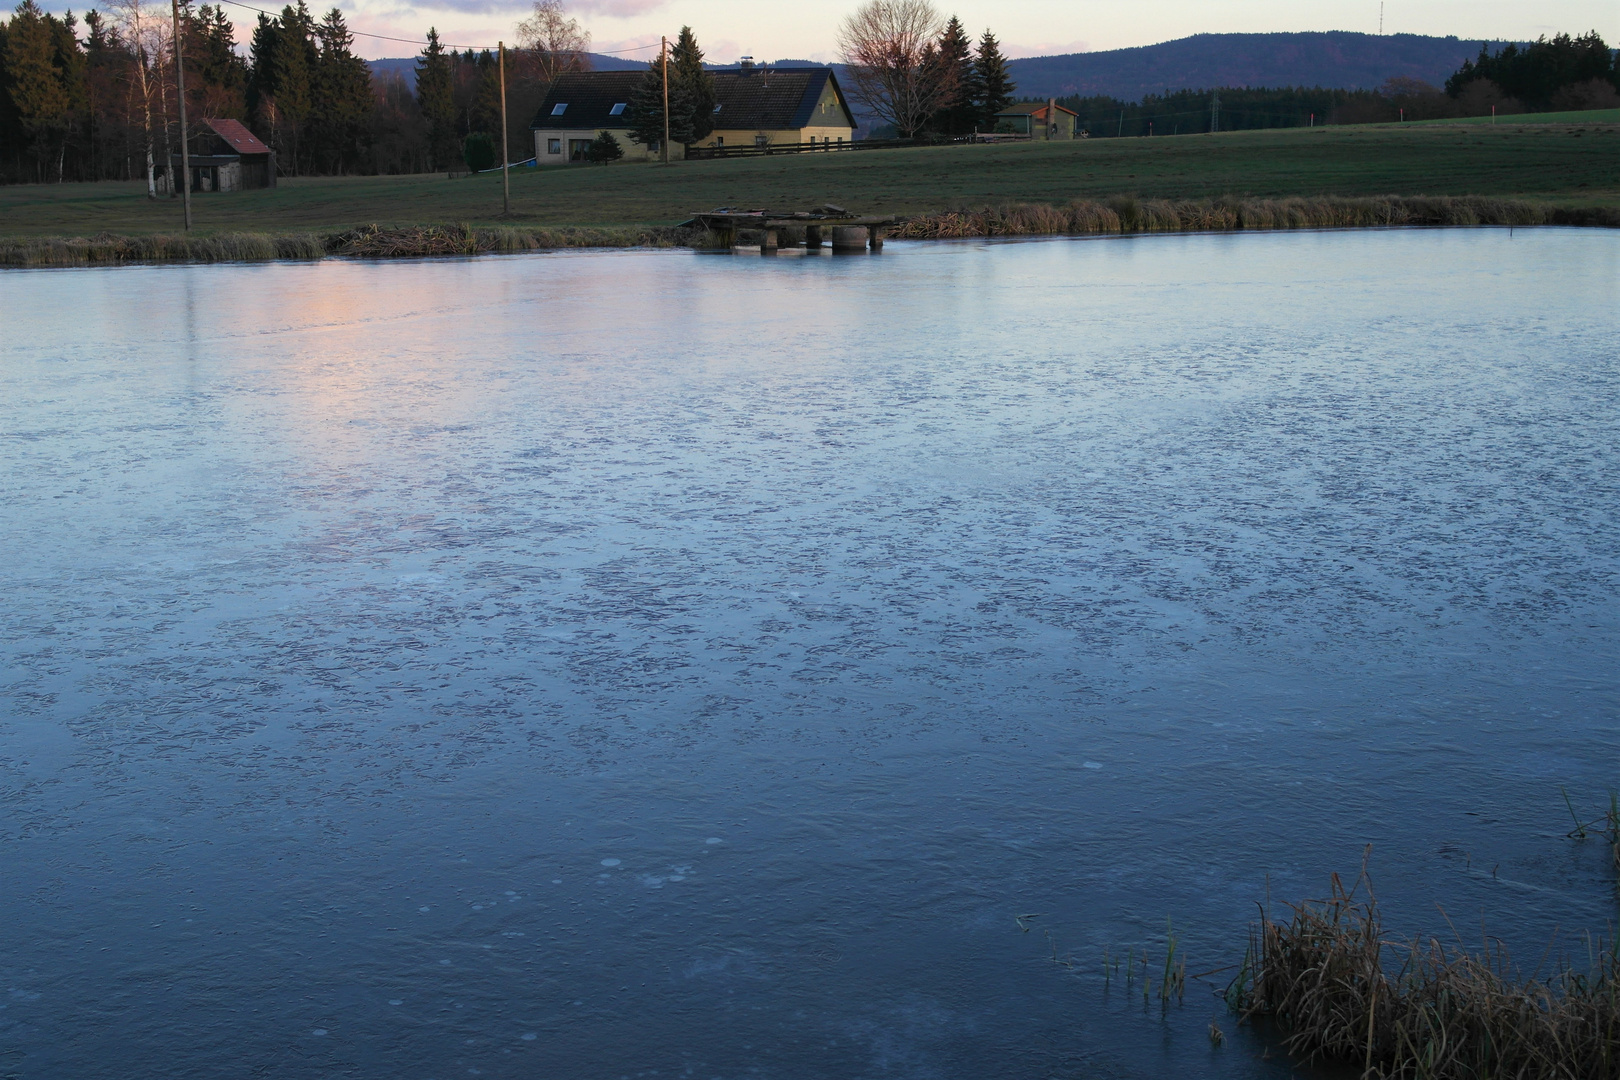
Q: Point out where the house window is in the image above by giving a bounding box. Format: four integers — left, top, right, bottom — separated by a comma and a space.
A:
609, 102, 626, 116
547, 138, 562, 155
716, 137, 724, 147
754, 135, 768, 148
551, 103, 567, 115
568, 138, 591, 161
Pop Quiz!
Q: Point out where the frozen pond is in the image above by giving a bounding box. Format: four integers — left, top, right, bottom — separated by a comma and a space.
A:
1, 230, 1617, 1078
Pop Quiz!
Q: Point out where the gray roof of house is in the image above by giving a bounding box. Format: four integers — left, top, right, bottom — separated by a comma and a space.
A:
530, 68, 855, 132
529, 71, 643, 130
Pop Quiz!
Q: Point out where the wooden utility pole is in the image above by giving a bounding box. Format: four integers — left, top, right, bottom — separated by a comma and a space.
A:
170, 0, 191, 229
661, 35, 669, 165
499, 40, 510, 215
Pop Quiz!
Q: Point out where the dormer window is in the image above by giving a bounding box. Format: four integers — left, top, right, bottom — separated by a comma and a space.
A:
551, 103, 567, 115
713, 104, 722, 114
609, 102, 626, 116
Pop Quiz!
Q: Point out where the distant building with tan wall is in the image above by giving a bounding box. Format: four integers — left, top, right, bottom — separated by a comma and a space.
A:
530, 66, 856, 164
994, 100, 1082, 139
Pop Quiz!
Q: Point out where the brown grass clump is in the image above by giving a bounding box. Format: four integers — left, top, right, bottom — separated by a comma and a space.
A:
891, 195, 1614, 239
324, 223, 690, 258
1229, 863, 1620, 1079
0, 230, 325, 266
0, 223, 694, 266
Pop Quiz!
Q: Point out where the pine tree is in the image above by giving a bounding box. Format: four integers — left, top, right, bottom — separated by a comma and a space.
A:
415, 27, 456, 169
624, 53, 667, 148
270, 1, 313, 170
469, 49, 500, 136
186, 4, 247, 120
311, 7, 369, 172
670, 26, 714, 143
49, 9, 88, 175
931, 16, 974, 135
4, 0, 73, 180
586, 127, 621, 162
972, 29, 1013, 131
246, 11, 278, 128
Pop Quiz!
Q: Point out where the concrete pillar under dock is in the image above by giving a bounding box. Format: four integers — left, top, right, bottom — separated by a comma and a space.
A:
831, 226, 869, 252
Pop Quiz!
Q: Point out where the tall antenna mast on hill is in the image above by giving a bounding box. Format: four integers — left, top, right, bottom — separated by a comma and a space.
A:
1380, 2, 1384, 34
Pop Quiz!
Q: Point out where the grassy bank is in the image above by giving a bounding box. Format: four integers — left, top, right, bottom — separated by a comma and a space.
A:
3, 195, 1615, 267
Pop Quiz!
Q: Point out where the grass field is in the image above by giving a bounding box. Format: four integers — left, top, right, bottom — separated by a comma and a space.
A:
2, 114, 1617, 241
1410, 106, 1620, 126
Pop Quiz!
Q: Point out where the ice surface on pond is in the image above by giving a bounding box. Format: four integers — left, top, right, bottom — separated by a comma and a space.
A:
0, 231, 1616, 1080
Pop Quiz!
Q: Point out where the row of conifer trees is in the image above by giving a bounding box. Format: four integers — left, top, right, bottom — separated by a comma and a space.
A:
0, 0, 556, 183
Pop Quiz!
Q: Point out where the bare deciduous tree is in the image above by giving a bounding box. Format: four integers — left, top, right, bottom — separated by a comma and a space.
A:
107, 0, 170, 196
837, 0, 957, 138
515, 0, 592, 86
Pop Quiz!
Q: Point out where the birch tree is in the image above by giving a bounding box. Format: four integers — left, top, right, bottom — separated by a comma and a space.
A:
107, 0, 167, 195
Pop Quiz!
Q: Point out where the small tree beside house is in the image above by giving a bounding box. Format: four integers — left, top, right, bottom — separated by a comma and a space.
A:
587, 128, 622, 162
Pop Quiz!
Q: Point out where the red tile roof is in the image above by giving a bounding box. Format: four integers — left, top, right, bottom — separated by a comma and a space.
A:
203, 118, 271, 155
995, 102, 1080, 119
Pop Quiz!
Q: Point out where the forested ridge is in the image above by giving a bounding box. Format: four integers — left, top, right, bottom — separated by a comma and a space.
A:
1053, 32, 1620, 138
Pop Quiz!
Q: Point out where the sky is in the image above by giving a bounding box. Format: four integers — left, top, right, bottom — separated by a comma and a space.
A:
42, 0, 1620, 62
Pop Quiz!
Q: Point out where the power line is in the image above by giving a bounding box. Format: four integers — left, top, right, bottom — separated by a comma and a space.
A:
211, 0, 660, 56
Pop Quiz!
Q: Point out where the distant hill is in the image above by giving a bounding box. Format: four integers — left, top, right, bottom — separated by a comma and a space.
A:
365, 51, 645, 84
1007, 32, 1496, 101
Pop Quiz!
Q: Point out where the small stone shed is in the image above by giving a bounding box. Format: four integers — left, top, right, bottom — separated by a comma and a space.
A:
161, 118, 277, 193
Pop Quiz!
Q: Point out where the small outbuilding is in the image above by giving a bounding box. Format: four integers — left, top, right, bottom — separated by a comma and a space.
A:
160, 118, 277, 193
993, 99, 1082, 140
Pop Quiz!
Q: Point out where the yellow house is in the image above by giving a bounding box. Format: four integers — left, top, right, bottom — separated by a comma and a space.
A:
530, 72, 658, 164
700, 65, 857, 150
529, 66, 857, 164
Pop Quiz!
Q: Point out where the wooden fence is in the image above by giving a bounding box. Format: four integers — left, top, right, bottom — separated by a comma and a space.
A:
684, 133, 1029, 160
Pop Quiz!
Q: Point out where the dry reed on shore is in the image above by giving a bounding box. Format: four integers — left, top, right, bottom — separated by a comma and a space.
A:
893, 195, 1620, 239
0, 223, 692, 267
0, 231, 326, 267
324, 222, 689, 258
1229, 865, 1620, 1079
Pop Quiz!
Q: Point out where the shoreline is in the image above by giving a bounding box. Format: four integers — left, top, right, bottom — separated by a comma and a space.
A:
3, 195, 1616, 268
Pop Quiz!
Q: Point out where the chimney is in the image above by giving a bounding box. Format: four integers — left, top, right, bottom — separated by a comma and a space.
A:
739, 56, 754, 72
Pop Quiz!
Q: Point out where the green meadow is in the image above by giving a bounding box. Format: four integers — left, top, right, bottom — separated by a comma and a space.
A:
2, 114, 1616, 240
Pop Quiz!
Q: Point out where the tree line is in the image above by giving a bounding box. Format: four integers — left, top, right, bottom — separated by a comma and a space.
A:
0, 0, 591, 184
837, 0, 1014, 138
1053, 30, 1619, 138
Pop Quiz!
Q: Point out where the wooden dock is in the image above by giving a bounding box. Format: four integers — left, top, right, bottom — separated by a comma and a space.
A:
687, 207, 906, 252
